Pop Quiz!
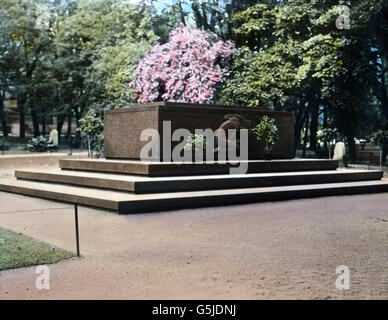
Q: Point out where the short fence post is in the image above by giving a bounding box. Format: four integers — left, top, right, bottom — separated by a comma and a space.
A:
74, 204, 80, 257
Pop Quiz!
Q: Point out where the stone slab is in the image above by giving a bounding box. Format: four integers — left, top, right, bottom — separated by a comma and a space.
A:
1, 178, 388, 214
59, 159, 340, 177
104, 102, 296, 160
15, 169, 383, 194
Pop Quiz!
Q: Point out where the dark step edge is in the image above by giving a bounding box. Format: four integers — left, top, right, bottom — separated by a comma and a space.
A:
15, 170, 382, 194
1, 180, 387, 215
147, 161, 340, 176
59, 159, 339, 177
59, 159, 150, 176
118, 182, 388, 214
134, 171, 383, 194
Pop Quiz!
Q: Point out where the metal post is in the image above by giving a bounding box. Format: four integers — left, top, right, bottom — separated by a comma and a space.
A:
74, 204, 80, 257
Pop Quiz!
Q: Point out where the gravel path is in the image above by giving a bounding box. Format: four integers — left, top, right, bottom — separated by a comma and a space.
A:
0, 187, 387, 299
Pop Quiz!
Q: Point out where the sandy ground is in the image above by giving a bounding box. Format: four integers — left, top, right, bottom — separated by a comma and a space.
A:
0, 163, 387, 300
0, 152, 87, 170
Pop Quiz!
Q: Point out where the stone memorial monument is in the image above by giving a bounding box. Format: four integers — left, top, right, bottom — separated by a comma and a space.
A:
104, 102, 296, 161
0, 102, 387, 214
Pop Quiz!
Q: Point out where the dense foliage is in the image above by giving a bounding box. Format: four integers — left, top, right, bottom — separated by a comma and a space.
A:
251, 116, 279, 151
0, 0, 156, 140
78, 109, 104, 157
26, 136, 57, 152
135, 25, 235, 103
0, 0, 387, 161
218, 0, 388, 159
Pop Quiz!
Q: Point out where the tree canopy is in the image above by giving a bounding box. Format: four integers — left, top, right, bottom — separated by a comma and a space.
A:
218, 0, 388, 157
0, 0, 387, 161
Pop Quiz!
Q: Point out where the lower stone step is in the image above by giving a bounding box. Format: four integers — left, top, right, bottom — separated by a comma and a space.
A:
0, 178, 387, 214
15, 169, 384, 194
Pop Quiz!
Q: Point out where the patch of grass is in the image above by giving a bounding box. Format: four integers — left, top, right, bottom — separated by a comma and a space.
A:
0, 226, 74, 271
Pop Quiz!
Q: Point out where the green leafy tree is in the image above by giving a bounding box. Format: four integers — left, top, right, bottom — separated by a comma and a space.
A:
55, 0, 157, 111
1, 0, 156, 141
0, 0, 55, 138
0, 12, 16, 137
219, 0, 387, 160
219, 1, 343, 110
78, 109, 104, 157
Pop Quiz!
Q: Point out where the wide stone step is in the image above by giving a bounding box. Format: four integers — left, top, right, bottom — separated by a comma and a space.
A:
59, 159, 339, 176
0, 178, 388, 214
15, 169, 383, 194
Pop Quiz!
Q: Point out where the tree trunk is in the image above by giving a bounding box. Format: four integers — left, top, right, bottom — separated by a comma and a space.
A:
57, 115, 65, 143
302, 112, 310, 157
294, 107, 306, 151
74, 107, 81, 145
177, 0, 186, 25
17, 95, 26, 138
31, 109, 40, 137
74, 107, 80, 127
345, 130, 356, 162
323, 105, 328, 151
42, 117, 46, 136
66, 111, 72, 139
309, 103, 319, 152
0, 92, 8, 137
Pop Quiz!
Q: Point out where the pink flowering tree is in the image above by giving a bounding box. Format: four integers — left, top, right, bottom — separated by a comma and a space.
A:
134, 25, 235, 104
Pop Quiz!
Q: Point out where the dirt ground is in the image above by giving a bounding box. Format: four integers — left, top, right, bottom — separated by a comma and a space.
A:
0, 152, 87, 170
0, 162, 387, 300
